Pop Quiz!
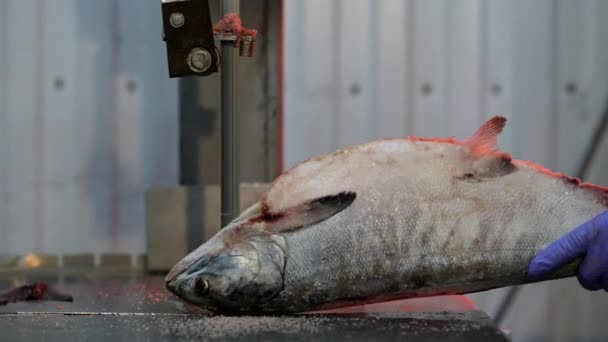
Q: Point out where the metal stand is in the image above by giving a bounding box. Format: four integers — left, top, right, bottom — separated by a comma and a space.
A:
162, 0, 256, 228
220, 0, 240, 227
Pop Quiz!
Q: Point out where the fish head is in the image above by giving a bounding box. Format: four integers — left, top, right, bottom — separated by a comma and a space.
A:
165, 218, 287, 314
165, 192, 358, 313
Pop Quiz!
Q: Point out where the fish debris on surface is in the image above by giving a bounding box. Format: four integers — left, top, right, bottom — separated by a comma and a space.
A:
0, 282, 73, 305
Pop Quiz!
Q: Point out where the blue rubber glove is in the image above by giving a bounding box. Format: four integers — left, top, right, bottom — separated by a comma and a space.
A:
528, 210, 608, 291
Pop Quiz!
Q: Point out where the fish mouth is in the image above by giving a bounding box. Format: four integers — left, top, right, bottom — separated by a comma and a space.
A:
164, 274, 222, 314
164, 274, 190, 301
165, 258, 197, 284
165, 277, 179, 295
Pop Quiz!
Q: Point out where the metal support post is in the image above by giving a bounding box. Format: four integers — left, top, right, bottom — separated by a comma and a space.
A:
220, 0, 240, 227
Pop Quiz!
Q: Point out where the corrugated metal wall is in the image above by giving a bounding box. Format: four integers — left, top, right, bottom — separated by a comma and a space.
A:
284, 0, 608, 341
0, 0, 179, 257
284, 0, 608, 172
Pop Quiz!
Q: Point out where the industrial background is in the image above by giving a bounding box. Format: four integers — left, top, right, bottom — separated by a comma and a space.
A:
1, 0, 608, 341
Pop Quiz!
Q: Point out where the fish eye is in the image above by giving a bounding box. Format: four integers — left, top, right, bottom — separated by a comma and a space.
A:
194, 278, 209, 295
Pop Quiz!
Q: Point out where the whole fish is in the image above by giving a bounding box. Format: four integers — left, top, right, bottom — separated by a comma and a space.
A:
165, 116, 608, 314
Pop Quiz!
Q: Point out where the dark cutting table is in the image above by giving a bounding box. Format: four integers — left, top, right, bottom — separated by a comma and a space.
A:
0, 272, 509, 341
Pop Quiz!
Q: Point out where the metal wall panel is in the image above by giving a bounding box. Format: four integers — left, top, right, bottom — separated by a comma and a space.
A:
0, 0, 8, 253
447, 0, 483, 138
0, 0, 179, 256
555, 0, 589, 174
284, 0, 608, 166
284, 0, 514, 166
284, 0, 608, 340
411, 0, 450, 137
335, 0, 374, 148
512, 0, 557, 167
5, 0, 40, 254
284, 0, 335, 168
375, 0, 409, 138
484, 0, 515, 154
41, 0, 80, 255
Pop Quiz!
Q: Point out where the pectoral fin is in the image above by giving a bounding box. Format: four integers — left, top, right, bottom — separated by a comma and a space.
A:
260, 192, 357, 233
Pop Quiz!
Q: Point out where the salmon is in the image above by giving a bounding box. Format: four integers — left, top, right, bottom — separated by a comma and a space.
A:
165, 116, 608, 314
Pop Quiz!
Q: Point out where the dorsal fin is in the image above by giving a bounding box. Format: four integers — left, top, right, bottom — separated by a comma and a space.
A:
466, 116, 507, 154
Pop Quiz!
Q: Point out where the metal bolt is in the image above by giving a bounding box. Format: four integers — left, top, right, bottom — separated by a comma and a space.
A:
187, 48, 212, 73
169, 13, 185, 28
421, 83, 433, 96
490, 83, 502, 95
53, 77, 65, 90
565, 81, 578, 95
126, 80, 137, 93
239, 37, 255, 57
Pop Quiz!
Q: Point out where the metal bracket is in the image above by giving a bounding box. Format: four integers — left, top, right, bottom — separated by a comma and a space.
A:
161, 0, 256, 78
161, 0, 218, 77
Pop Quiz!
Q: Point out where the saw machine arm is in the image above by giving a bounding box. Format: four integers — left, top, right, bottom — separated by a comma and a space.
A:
161, 0, 256, 78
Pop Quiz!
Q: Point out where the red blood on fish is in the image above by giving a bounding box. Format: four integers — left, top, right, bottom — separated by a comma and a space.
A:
516, 159, 608, 191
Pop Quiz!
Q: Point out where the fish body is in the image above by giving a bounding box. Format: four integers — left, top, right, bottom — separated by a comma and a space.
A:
165, 117, 608, 314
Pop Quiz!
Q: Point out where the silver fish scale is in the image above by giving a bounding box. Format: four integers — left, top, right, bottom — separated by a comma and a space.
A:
266, 166, 607, 312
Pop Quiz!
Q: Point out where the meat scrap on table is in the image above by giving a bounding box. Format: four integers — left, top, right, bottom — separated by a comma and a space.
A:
0, 282, 73, 305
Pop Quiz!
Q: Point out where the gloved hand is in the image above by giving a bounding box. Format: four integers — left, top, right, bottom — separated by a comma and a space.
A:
528, 210, 608, 291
